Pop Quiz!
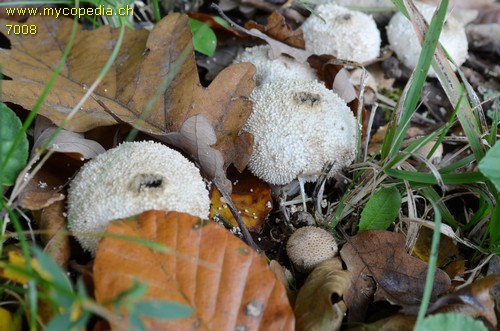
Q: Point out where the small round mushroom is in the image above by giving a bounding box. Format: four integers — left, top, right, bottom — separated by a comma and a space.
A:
243, 78, 357, 185
286, 226, 338, 272
300, 4, 381, 63
67, 141, 210, 254
233, 45, 317, 86
386, 2, 468, 77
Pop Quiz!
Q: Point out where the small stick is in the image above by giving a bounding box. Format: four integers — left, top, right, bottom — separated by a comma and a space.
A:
214, 179, 261, 254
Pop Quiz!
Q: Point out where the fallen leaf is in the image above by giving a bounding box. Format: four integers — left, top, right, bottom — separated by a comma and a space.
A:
32, 200, 70, 269
210, 168, 272, 231
245, 11, 305, 49
32, 116, 106, 161
94, 210, 294, 330
0, 14, 256, 191
340, 230, 451, 322
18, 153, 81, 210
429, 275, 500, 329
413, 227, 460, 268
294, 258, 351, 331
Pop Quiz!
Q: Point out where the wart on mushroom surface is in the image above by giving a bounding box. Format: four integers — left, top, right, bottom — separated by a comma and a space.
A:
67, 141, 210, 254
301, 4, 381, 63
243, 78, 357, 186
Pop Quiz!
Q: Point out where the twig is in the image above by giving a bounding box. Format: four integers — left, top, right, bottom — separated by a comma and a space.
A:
214, 179, 261, 253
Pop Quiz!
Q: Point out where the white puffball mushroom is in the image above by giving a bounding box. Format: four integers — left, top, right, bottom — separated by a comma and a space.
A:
233, 45, 317, 86
335, 0, 394, 7
386, 2, 468, 77
67, 141, 210, 254
243, 78, 357, 185
301, 4, 381, 63
286, 226, 338, 272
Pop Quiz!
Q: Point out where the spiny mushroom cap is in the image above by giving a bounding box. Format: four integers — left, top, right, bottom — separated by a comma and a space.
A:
233, 45, 317, 86
286, 226, 338, 272
301, 4, 381, 63
243, 78, 357, 185
386, 2, 468, 77
67, 141, 210, 254
335, 0, 394, 7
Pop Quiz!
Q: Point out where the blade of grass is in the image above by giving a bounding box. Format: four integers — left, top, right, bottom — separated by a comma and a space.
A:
385, 169, 486, 185
383, 0, 449, 161
415, 199, 442, 327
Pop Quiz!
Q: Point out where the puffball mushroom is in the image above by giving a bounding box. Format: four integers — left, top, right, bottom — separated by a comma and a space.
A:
287, 226, 338, 272
301, 4, 381, 63
386, 2, 468, 77
233, 45, 317, 85
243, 78, 357, 186
67, 141, 210, 254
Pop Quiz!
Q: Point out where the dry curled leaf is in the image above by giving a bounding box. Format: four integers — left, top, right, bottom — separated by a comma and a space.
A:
32, 200, 70, 269
0, 14, 255, 191
94, 210, 294, 331
294, 258, 351, 331
245, 11, 305, 49
340, 230, 451, 322
32, 116, 106, 160
429, 275, 500, 329
210, 169, 272, 231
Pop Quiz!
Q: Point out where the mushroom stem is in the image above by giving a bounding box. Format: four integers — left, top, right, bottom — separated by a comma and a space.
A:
298, 176, 308, 212
214, 179, 261, 253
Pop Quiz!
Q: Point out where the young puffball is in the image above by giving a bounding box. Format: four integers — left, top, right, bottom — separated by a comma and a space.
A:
67, 141, 210, 254
233, 45, 317, 86
300, 4, 381, 63
286, 226, 338, 272
386, 2, 468, 77
243, 78, 357, 186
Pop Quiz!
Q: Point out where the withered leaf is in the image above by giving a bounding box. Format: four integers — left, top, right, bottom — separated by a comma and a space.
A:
340, 230, 451, 322
429, 275, 500, 329
32, 200, 70, 269
0, 14, 255, 191
210, 168, 272, 231
32, 116, 106, 160
94, 210, 294, 331
245, 11, 305, 49
294, 258, 351, 331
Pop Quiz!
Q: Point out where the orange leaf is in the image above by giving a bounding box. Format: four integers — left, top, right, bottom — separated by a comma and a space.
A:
93, 210, 294, 330
210, 169, 273, 230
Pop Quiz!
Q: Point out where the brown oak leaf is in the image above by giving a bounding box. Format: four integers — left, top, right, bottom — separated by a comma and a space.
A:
340, 230, 451, 322
0, 14, 255, 191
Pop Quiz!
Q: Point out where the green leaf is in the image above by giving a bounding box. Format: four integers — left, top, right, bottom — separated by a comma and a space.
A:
44, 312, 76, 331
189, 18, 217, 57
359, 187, 401, 231
479, 142, 500, 191
136, 300, 193, 320
0, 103, 28, 186
415, 313, 488, 331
